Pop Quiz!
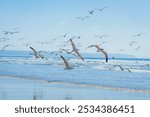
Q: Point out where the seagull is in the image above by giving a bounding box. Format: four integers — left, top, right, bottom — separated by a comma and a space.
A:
77, 35, 81, 39
133, 33, 143, 38
70, 39, 84, 61
94, 6, 107, 12
3, 31, 9, 35
0, 37, 10, 42
136, 46, 140, 50
3, 31, 19, 35
59, 33, 69, 38
129, 41, 136, 46
60, 55, 73, 70
60, 49, 78, 57
22, 43, 31, 47
1, 44, 15, 51
88, 10, 94, 15
94, 34, 109, 39
37, 41, 49, 44
114, 65, 131, 72
29, 47, 44, 59
87, 44, 108, 62
76, 16, 89, 20
114, 65, 124, 70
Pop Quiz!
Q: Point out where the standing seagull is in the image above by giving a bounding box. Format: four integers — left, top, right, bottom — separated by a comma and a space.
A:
70, 39, 84, 61
87, 45, 108, 62
29, 47, 44, 59
60, 55, 73, 70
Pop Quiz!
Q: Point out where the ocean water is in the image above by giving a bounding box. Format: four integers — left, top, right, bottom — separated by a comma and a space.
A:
0, 50, 150, 100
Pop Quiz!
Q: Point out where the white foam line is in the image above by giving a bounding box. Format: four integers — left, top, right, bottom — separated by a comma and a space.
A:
0, 75, 48, 83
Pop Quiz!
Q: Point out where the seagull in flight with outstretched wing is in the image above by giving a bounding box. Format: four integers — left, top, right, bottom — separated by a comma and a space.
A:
29, 46, 44, 59
132, 33, 143, 38
76, 16, 89, 21
114, 65, 131, 72
94, 6, 107, 12
87, 44, 108, 62
70, 39, 84, 61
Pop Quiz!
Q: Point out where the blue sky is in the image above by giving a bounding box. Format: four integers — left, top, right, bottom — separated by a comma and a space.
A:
0, 0, 150, 58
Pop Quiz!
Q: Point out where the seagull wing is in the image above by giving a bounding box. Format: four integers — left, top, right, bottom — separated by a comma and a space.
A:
30, 47, 39, 58
87, 45, 95, 48
2, 45, 7, 51
70, 39, 77, 51
95, 45, 102, 50
100, 49, 108, 62
60, 55, 71, 69
114, 65, 124, 70
74, 50, 84, 61
70, 39, 84, 61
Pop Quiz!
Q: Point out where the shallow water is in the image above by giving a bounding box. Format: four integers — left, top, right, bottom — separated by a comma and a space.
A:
0, 50, 150, 99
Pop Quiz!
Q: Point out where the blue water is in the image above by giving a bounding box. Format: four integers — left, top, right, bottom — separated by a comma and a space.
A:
0, 50, 150, 99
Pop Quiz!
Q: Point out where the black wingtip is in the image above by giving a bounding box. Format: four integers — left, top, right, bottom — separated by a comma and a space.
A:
60, 55, 64, 59
106, 58, 108, 63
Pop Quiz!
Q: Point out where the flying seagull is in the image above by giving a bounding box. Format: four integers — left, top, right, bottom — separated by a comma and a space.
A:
114, 65, 131, 72
37, 41, 49, 44
133, 33, 143, 38
136, 46, 140, 51
129, 41, 136, 46
114, 65, 124, 70
60, 49, 78, 58
3, 31, 19, 35
29, 47, 44, 59
70, 39, 84, 61
87, 44, 108, 62
94, 34, 109, 39
60, 55, 73, 70
88, 10, 94, 15
59, 33, 69, 38
76, 16, 89, 20
94, 6, 107, 12
1, 44, 15, 51
22, 43, 31, 47
0, 37, 10, 42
